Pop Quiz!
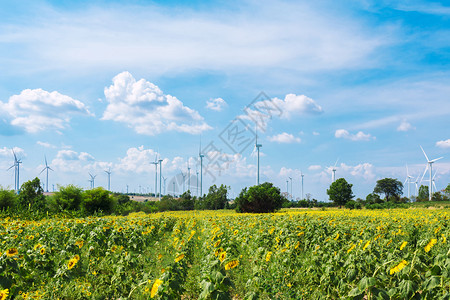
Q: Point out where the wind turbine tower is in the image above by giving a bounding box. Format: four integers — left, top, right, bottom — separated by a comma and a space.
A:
403, 164, 414, 199
289, 176, 293, 200
7, 150, 22, 194
331, 159, 339, 183
300, 171, 304, 200
39, 156, 54, 193
89, 173, 97, 189
151, 157, 158, 198
420, 146, 443, 201
256, 129, 262, 185
187, 160, 191, 191
105, 168, 112, 191
158, 157, 163, 200
199, 144, 204, 197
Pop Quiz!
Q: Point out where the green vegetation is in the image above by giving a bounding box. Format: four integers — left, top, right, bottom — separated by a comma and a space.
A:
235, 182, 285, 213
373, 178, 403, 202
327, 178, 354, 206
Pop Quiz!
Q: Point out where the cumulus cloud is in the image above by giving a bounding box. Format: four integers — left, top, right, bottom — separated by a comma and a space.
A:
0, 89, 92, 133
312, 131, 320, 136
240, 93, 323, 131
206, 98, 227, 111
397, 120, 414, 132
268, 132, 301, 143
335, 129, 375, 141
308, 165, 322, 171
102, 72, 212, 135
319, 162, 376, 182
0, 147, 25, 157
37, 141, 56, 148
51, 149, 97, 172
436, 139, 450, 149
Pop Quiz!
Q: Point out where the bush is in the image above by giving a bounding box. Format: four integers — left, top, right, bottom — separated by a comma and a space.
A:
82, 188, 114, 215
54, 184, 84, 211
0, 188, 17, 210
235, 182, 285, 213
19, 178, 46, 210
345, 200, 362, 210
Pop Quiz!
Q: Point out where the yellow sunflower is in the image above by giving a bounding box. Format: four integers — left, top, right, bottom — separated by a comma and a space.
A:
6, 248, 18, 257
0, 289, 9, 300
150, 279, 163, 298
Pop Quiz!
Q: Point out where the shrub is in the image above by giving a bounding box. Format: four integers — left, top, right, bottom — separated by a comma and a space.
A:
19, 178, 46, 210
81, 188, 114, 215
235, 182, 285, 213
0, 188, 17, 210
54, 184, 84, 211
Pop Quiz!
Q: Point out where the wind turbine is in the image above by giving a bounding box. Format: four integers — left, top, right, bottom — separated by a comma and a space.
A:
39, 156, 54, 193
255, 127, 262, 185
199, 141, 204, 197
300, 171, 304, 200
105, 168, 112, 191
420, 146, 443, 201
289, 176, 293, 200
330, 158, 339, 183
162, 176, 167, 195
187, 159, 191, 192
286, 180, 289, 196
158, 156, 163, 200
151, 155, 158, 198
89, 173, 97, 189
403, 164, 414, 199
7, 149, 22, 193
181, 171, 186, 193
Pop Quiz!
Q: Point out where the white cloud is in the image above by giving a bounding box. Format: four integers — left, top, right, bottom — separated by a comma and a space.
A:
436, 139, 450, 149
318, 162, 376, 182
1, 89, 92, 133
274, 94, 324, 119
206, 98, 227, 111
312, 131, 320, 136
0, 147, 25, 157
308, 165, 322, 171
102, 72, 212, 135
268, 132, 301, 143
335, 129, 375, 141
397, 120, 414, 132
1, 2, 389, 76
37, 141, 56, 148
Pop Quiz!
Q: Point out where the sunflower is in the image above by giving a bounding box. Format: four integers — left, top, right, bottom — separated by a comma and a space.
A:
362, 241, 370, 251
265, 251, 272, 262
225, 260, 239, 270
68, 258, 78, 269
400, 241, 407, 250
424, 238, 437, 253
40, 248, 46, 255
174, 254, 185, 263
150, 279, 163, 298
0, 289, 9, 300
219, 251, 227, 262
6, 248, 18, 257
389, 260, 407, 275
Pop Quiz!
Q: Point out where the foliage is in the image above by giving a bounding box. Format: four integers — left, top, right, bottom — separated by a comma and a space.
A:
431, 192, 449, 202
235, 182, 285, 213
418, 185, 429, 201
1, 209, 450, 298
54, 184, 84, 211
327, 178, 354, 206
81, 187, 114, 214
202, 184, 229, 210
445, 183, 450, 196
0, 188, 17, 210
344, 200, 362, 209
19, 177, 46, 210
373, 178, 403, 201
365, 192, 382, 204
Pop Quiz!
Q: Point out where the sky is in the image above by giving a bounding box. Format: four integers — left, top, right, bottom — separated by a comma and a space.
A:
0, 0, 449, 201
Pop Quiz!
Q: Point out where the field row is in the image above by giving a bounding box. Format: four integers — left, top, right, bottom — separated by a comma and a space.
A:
1, 209, 449, 299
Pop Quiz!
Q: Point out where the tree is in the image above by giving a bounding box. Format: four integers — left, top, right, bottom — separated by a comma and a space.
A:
373, 178, 403, 202
82, 187, 114, 214
0, 188, 17, 210
54, 184, 83, 210
418, 185, 429, 202
235, 182, 285, 213
19, 177, 46, 210
204, 184, 228, 210
445, 183, 450, 196
365, 192, 382, 204
327, 178, 354, 206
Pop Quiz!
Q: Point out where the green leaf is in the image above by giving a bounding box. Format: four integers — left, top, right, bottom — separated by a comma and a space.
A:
349, 287, 364, 297
358, 277, 376, 290
422, 276, 440, 290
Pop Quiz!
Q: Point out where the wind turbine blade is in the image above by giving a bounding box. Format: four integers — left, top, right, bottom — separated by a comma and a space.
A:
7, 165, 15, 171
49, 167, 54, 172
432, 170, 437, 180
45, 156, 48, 167
406, 164, 410, 176
334, 158, 339, 167
403, 178, 408, 185
430, 157, 443, 163
12, 149, 17, 161
432, 181, 437, 192
420, 145, 430, 162
420, 165, 428, 184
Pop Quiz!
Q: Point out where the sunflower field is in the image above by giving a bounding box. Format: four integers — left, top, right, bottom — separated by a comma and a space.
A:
1, 208, 450, 299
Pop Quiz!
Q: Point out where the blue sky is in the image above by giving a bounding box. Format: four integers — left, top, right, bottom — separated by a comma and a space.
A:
0, 0, 449, 200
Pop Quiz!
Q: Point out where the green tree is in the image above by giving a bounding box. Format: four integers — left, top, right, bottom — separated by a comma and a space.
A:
444, 183, 450, 196
373, 178, 403, 202
235, 182, 285, 213
0, 187, 17, 210
327, 178, 354, 206
82, 187, 114, 215
418, 185, 429, 201
54, 184, 84, 210
204, 184, 228, 210
365, 192, 382, 204
19, 177, 46, 210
